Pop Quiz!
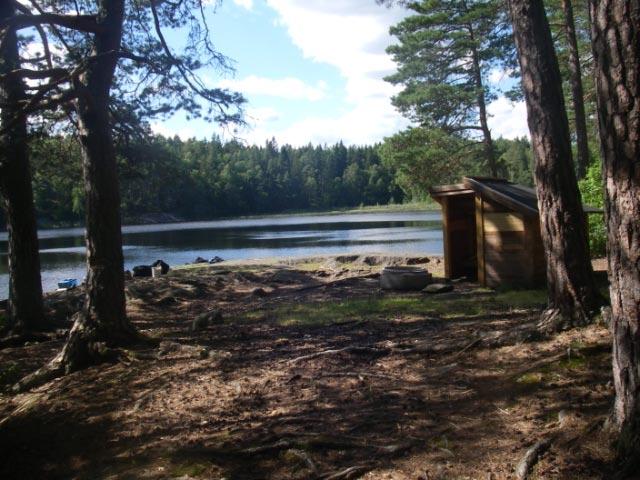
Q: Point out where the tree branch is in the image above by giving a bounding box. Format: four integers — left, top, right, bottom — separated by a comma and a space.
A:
1, 13, 104, 34
3, 67, 69, 81
447, 125, 484, 132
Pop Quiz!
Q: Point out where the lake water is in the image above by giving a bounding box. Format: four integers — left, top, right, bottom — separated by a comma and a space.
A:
0, 210, 443, 299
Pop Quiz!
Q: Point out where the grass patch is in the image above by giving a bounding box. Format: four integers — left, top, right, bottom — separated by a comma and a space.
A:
170, 461, 209, 477
493, 289, 547, 308
266, 289, 548, 327
289, 261, 326, 272
517, 372, 544, 385
274, 296, 436, 326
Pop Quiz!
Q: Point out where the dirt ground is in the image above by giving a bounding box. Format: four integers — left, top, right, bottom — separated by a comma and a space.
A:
0, 255, 621, 479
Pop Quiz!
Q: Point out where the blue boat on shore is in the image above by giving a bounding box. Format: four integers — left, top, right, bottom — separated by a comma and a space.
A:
57, 278, 78, 289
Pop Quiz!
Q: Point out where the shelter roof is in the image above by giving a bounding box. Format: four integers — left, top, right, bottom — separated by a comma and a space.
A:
429, 176, 601, 216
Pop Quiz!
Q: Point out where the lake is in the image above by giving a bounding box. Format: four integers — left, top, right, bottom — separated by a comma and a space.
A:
0, 210, 443, 299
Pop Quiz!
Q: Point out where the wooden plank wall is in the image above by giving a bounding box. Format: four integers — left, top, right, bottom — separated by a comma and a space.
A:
481, 198, 543, 287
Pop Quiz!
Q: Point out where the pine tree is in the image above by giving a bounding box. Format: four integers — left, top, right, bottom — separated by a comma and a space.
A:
385, 0, 514, 176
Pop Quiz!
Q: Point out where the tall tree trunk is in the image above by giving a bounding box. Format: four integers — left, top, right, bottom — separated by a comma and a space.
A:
590, 0, 640, 465
0, 0, 45, 333
56, 0, 138, 372
507, 0, 601, 330
469, 25, 497, 177
562, 0, 590, 179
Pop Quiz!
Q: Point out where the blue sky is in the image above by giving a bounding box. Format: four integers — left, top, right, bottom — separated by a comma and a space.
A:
151, 0, 529, 146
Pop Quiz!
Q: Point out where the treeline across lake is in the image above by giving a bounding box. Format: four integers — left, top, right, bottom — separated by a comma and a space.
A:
27, 135, 405, 226
22, 133, 537, 227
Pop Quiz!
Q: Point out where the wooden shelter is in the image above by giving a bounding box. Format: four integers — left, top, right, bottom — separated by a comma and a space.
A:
429, 177, 597, 288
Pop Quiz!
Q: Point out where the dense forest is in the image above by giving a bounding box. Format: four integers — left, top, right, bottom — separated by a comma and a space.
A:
15, 133, 535, 227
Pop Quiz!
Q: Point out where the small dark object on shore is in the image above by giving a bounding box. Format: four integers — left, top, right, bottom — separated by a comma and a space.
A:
151, 259, 170, 274
209, 256, 224, 264
133, 265, 153, 277
57, 278, 78, 289
193, 256, 208, 264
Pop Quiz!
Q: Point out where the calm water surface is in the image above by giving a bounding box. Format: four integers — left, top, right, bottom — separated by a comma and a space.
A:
0, 210, 443, 299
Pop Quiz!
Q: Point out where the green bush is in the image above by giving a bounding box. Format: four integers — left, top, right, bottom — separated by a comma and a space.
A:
579, 162, 607, 257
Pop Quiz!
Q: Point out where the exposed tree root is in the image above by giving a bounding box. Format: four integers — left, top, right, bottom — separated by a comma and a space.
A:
538, 308, 573, 332
287, 448, 318, 475
319, 371, 401, 381
538, 302, 603, 333
12, 312, 155, 393
193, 435, 407, 480
287, 326, 542, 366
515, 439, 551, 480
288, 346, 390, 364
321, 465, 370, 480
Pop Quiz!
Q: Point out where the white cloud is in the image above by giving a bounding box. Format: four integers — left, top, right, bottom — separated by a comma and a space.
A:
232, 0, 254, 10
237, 96, 409, 147
487, 97, 530, 139
216, 0, 406, 146
266, 0, 404, 105
218, 75, 328, 101
153, 1, 411, 145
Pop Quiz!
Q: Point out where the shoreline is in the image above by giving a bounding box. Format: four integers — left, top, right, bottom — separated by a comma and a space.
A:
2, 202, 441, 233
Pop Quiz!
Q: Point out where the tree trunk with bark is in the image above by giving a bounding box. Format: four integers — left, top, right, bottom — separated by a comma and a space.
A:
0, 0, 45, 333
55, 0, 138, 372
590, 0, 640, 465
507, 0, 601, 330
562, 0, 590, 179
469, 25, 498, 178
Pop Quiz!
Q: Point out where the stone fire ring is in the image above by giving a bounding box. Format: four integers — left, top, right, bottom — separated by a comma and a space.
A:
379, 266, 432, 291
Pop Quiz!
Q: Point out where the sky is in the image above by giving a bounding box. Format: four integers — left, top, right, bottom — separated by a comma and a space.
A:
150, 0, 529, 146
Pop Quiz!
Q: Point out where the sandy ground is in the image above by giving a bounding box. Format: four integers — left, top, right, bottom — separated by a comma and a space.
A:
0, 255, 619, 479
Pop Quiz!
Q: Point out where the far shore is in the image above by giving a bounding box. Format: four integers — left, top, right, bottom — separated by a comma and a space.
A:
1, 201, 440, 233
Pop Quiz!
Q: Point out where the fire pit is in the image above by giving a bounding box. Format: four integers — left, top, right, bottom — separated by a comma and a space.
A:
379, 266, 432, 291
